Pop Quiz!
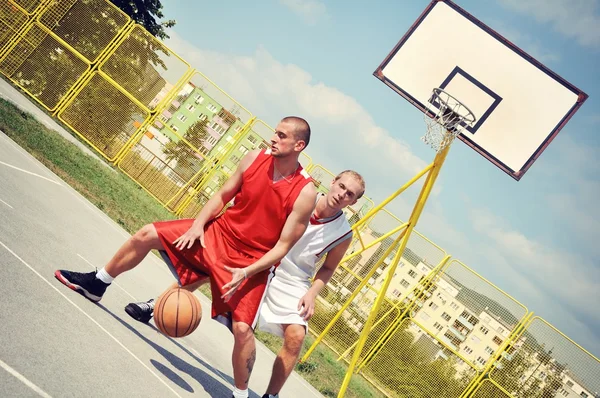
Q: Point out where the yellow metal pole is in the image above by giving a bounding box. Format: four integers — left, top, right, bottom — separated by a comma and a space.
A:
356, 254, 452, 370
350, 162, 433, 232
300, 227, 409, 363
337, 141, 451, 397
459, 311, 534, 398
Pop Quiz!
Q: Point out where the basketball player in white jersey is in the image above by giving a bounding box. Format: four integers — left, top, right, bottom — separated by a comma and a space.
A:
124, 170, 365, 398
257, 170, 364, 397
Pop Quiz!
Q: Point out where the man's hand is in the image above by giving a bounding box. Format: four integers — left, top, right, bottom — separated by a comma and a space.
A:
221, 266, 247, 302
298, 291, 317, 321
173, 224, 206, 250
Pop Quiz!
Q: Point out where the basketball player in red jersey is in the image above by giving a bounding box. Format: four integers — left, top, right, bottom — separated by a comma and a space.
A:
54, 116, 317, 398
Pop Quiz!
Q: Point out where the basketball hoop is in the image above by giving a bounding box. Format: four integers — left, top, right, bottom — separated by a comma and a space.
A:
423, 88, 476, 152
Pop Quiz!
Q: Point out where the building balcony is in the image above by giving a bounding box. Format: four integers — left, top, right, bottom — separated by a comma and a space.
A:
448, 326, 468, 341
439, 335, 459, 351
154, 120, 164, 129
212, 115, 231, 129
170, 100, 181, 110
161, 110, 172, 119
457, 315, 475, 330
206, 126, 222, 140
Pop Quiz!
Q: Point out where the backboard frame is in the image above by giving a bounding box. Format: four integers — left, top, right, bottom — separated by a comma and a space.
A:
373, 0, 588, 181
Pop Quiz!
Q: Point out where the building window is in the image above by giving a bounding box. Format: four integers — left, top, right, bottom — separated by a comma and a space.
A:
207, 103, 218, 113
205, 136, 217, 145
169, 124, 179, 132
566, 381, 574, 388
239, 145, 249, 155
484, 346, 494, 355
433, 322, 443, 332
400, 279, 410, 288
464, 346, 473, 354
408, 269, 418, 278
209, 122, 226, 135
480, 326, 489, 335
247, 134, 258, 144
160, 115, 169, 122
443, 330, 461, 346
198, 113, 208, 121
177, 114, 187, 122
194, 94, 204, 104
441, 312, 451, 322
476, 356, 487, 366
186, 104, 196, 112
450, 302, 459, 310
235, 125, 243, 133
429, 302, 438, 311
468, 315, 479, 326
492, 336, 503, 345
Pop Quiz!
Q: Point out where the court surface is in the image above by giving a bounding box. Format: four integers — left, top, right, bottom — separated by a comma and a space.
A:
0, 130, 323, 398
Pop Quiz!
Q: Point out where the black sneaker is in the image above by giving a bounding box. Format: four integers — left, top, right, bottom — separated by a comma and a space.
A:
54, 269, 109, 302
262, 394, 278, 398
124, 299, 154, 324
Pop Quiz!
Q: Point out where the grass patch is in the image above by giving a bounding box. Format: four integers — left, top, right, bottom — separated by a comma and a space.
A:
0, 97, 384, 397
0, 98, 175, 233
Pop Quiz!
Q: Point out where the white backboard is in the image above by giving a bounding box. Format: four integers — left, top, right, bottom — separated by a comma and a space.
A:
374, 0, 588, 180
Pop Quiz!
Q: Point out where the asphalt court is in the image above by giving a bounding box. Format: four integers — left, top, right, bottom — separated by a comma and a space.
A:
0, 131, 322, 398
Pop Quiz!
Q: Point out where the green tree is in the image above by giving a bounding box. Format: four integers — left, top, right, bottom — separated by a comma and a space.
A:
111, 0, 176, 39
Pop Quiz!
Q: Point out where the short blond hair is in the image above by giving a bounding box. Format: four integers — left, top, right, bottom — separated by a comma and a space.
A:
334, 170, 366, 198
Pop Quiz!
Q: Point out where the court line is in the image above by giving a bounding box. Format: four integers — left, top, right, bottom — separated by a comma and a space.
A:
0, 160, 61, 186
0, 358, 52, 398
0, 198, 13, 209
0, 240, 183, 398
1, 132, 322, 397
77, 254, 138, 302
0, 133, 172, 273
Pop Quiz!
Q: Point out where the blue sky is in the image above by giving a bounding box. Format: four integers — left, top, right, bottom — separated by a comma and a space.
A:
161, 0, 600, 357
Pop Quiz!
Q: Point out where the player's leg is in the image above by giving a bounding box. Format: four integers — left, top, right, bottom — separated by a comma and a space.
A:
264, 323, 306, 397
231, 320, 256, 398
55, 219, 198, 302
125, 278, 208, 323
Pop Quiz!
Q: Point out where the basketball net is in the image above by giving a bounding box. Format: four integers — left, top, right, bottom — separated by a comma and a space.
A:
423, 88, 476, 152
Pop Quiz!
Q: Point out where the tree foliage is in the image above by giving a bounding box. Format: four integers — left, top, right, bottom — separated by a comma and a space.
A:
111, 0, 176, 40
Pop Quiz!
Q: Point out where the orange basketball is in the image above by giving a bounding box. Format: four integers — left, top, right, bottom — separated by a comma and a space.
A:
154, 288, 202, 338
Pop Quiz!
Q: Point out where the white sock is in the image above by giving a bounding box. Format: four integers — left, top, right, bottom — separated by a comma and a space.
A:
96, 268, 114, 284
232, 387, 248, 398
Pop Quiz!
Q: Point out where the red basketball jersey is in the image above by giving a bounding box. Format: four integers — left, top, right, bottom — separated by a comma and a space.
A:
217, 149, 312, 255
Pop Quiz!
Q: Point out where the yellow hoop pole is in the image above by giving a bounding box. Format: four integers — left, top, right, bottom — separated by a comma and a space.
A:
337, 140, 452, 397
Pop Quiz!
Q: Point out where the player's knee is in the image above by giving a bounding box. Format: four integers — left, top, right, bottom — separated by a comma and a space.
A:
284, 326, 306, 354
232, 322, 254, 342
133, 224, 160, 248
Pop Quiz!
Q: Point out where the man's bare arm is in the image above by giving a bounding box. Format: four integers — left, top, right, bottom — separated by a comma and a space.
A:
173, 150, 260, 249
221, 182, 317, 300
309, 237, 351, 295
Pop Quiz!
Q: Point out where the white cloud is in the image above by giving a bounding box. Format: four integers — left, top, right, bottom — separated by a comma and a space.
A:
468, 206, 600, 328
538, 137, 600, 256
164, 32, 428, 198
279, 0, 328, 25
498, 0, 600, 49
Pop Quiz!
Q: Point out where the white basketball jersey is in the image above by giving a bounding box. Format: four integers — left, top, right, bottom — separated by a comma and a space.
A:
274, 198, 353, 288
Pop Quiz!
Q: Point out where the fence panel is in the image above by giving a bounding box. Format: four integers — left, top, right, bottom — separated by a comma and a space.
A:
12, 0, 46, 14
98, 24, 190, 112
58, 71, 149, 159
486, 316, 600, 398
0, 22, 90, 110
361, 318, 478, 398
0, 1, 30, 56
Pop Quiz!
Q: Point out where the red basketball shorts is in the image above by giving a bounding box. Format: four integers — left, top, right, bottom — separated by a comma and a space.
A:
153, 218, 274, 330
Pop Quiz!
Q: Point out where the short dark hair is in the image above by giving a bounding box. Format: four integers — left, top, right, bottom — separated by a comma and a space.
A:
281, 116, 311, 148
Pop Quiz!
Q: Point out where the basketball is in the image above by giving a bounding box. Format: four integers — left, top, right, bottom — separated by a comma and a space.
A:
154, 287, 202, 338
